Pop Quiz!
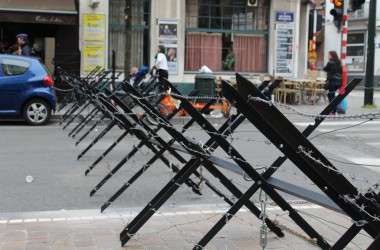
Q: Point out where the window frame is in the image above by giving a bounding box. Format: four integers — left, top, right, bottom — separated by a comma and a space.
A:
108, 0, 151, 71
184, 0, 270, 74
347, 31, 367, 74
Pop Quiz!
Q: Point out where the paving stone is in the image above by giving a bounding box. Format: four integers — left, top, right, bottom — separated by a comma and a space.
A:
93, 234, 118, 242
96, 241, 122, 249
120, 242, 145, 249
2, 231, 26, 241
165, 240, 193, 248
51, 246, 73, 250
144, 247, 170, 250
73, 240, 96, 248
25, 243, 50, 250
73, 247, 98, 250
1, 240, 25, 249
72, 233, 94, 241
49, 239, 72, 245
0, 203, 377, 249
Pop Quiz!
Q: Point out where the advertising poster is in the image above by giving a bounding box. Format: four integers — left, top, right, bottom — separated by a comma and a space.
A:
82, 45, 105, 74
275, 23, 294, 76
158, 19, 178, 75
83, 14, 106, 43
82, 14, 106, 75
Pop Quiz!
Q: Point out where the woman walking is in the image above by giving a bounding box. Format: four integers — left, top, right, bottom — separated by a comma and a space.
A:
154, 45, 169, 88
323, 51, 342, 115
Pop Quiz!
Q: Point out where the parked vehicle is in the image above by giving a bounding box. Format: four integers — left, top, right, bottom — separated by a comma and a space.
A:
0, 55, 56, 125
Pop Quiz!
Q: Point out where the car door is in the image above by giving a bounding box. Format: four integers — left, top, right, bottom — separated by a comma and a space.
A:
0, 57, 31, 115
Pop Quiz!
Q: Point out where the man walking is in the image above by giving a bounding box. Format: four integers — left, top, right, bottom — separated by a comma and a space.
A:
16, 33, 31, 56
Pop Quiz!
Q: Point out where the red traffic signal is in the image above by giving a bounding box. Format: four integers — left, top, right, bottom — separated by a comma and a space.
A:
330, 0, 344, 31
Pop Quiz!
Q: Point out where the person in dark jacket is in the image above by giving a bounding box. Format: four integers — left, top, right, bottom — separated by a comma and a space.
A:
0, 41, 6, 54
16, 33, 31, 56
323, 50, 342, 115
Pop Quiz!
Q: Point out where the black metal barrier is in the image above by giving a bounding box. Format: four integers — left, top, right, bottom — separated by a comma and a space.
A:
57, 70, 380, 249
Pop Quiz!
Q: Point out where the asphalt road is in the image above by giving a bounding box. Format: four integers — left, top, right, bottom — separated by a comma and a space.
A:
0, 116, 379, 214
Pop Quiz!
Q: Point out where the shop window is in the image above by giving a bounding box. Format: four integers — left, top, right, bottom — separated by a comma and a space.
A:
185, 0, 269, 72
109, 0, 150, 70
347, 32, 366, 73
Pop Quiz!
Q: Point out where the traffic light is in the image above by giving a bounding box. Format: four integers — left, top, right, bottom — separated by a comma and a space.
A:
330, 0, 343, 31
351, 0, 365, 11
330, 0, 342, 7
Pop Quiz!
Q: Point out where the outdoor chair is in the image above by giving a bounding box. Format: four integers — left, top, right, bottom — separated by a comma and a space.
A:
275, 80, 301, 105
303, 81, 327, 105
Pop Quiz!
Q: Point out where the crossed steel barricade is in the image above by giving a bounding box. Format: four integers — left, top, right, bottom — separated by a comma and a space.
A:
58, 70, 379, 249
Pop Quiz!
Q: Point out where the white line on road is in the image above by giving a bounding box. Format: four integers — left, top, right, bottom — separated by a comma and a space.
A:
335, 133, 379, 137
0, 204, 322, 224
367, 142, 380, 149
294, 121, 380, 127
318, 145, 380, 173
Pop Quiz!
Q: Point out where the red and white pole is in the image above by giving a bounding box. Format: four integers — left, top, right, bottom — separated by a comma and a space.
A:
340, 1, 349, 95
313, 8, 317, 53
309, 8, 318, 70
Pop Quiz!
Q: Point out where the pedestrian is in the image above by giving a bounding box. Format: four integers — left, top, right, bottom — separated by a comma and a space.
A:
0, 41, 6, 54
153, 45, 169, 88
323, 50, 342, 115
7, 44, 22, 55
16, 33, 31, 56
222, 47, 235, 70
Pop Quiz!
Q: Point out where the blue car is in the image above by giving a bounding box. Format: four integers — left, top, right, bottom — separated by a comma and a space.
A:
0, 55, 56, 125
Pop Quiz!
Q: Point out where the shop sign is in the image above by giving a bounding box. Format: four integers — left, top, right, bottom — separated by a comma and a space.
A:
275, 23, 294, 76
83, 14, 106, 43
35, 15, 64, 24
82, 14, 106, 75
83, 45, 105, 74
275, 12, 294, 23
0, 12, 76, 25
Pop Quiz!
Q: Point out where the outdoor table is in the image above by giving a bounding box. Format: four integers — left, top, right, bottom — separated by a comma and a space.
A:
283, 78, 316, 104
284, 78, 328, 105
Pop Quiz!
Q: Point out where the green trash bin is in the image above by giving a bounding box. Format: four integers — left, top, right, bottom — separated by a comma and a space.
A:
194, 72, 215, 103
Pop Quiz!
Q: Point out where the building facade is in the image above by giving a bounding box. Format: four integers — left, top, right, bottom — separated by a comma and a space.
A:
3, 0, 338, 89
105, 0, 313, 88
346, 0, 380, 85
0, 0, 80, 75
322, 0, 380, 86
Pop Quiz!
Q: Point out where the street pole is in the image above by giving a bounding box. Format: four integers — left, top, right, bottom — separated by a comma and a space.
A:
313, 8, 317, 53
340, 0, 349, 95
310, 7, 317, 70
364, 0, 376, 105
124, 0, 132, 76
111, 50, 116, 91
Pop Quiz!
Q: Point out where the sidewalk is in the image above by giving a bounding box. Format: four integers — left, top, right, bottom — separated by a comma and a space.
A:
53, 90, 380, 124
0, 203, 373, 249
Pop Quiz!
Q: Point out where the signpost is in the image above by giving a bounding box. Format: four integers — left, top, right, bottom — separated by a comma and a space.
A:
364, 0, 376, 105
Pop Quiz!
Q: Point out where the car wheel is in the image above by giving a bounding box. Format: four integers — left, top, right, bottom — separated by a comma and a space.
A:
23, 99, 52, 125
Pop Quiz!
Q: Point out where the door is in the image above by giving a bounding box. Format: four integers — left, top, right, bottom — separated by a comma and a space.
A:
0, 57, 31, 115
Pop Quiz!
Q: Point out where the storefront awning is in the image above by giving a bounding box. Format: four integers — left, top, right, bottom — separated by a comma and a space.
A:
0, 0, 77, 14
0, 0, 77, 25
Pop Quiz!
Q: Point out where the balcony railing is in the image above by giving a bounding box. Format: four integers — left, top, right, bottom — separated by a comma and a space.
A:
348, 2, 369, 20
